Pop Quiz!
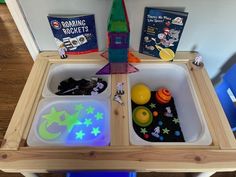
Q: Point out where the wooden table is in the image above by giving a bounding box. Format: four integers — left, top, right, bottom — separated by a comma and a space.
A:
0, 52, 235, 176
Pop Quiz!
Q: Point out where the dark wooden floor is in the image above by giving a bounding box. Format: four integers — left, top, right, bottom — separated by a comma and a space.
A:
0, 3, 235, 177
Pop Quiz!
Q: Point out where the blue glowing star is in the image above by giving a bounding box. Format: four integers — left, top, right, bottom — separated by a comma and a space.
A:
91, 127, 101, 136
84, 118, 92, 127
86, 106, 95, 114
76, 130, 85, 140
95, 112, 103, 120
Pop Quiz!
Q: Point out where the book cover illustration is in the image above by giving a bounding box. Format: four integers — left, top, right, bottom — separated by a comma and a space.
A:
48, 14, 98, 55
139, 8, 188, 61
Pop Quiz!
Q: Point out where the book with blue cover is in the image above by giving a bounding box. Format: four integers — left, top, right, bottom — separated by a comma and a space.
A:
48, 14, 98, 55
139, 7, 188, 60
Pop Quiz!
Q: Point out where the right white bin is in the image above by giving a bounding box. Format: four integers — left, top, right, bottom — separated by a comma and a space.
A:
128, 63, 212, 146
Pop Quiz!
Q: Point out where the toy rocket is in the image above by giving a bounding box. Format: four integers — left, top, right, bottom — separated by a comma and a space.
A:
96, 0, 138, 75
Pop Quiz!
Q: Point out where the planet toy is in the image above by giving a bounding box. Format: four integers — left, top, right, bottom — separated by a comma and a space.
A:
133, 106, 153, 127
131, 83, 151, 105
155, 88, 172, 104
153, 111, 158, 117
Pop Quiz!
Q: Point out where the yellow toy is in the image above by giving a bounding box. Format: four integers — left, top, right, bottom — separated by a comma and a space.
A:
131, 83, 151, 105
133, 106, 153, 127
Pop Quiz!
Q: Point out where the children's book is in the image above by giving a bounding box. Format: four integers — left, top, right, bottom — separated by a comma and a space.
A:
139, 7, 188, 60
48, 14, 98, 55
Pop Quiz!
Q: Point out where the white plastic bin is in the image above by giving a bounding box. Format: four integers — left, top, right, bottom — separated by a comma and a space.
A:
42, 64, 111, 97
128, 63, 212, 145
27, 98, 110, 147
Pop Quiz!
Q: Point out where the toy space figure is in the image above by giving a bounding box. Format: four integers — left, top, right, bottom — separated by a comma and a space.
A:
151, 126, 160, 138
58, 43, 67, 59
113, 94, 123, 105
193, 55, 203, 67
164, 107, 173, 117
116, 82, 125, 95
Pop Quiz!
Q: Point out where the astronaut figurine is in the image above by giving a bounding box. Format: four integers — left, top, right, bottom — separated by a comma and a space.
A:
58, 43, 68, 59
116, 82, 125, 95
151, 126, 160, 138
193, 55, 203, 67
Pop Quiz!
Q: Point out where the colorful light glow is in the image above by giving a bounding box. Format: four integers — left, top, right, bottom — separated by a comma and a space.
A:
33, 100, 110, 147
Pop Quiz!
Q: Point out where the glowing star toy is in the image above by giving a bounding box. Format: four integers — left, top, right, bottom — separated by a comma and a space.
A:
59, 112, 82, 132
86, 106, 94, 114
28, 99, 110, 147
149, 103, 156, 109
42, 107, 64, 127
75, 104, 84, 112
140, 128, 148, 135
172, 118, 180, 124
76, 130, 85, 140
95, 112, 103, 120
83, 118, 92, 127
162, 128, 170, 134
91, 127, 101, 136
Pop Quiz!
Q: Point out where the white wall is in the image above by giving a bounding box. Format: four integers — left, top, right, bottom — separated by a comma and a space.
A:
18, 0, 236, 78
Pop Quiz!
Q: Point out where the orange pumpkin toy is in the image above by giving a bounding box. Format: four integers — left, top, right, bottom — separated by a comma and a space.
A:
155, 88, 172, 104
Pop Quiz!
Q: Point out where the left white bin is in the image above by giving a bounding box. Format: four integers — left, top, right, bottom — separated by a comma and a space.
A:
27, 63, 111, 147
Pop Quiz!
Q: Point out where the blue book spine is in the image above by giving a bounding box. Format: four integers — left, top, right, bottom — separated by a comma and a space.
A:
48, 15, 98, 55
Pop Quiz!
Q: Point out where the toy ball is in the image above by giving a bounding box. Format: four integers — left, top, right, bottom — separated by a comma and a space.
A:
133, 106, 153, 127
153, 111, 158, 117
131, 83, 151, 105
155, 88, 172, 104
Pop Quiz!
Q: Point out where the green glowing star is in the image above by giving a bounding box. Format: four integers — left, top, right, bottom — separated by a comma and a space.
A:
59, 112, 82, 132
95, 112, 103, 120
42, 107, 64, 127
86, 106, 94, 114
84, 118, 92, 127
172, 118, 180, 124
75, 104, 84, 112
91, 127, 101, 136
162, 128, 170, 134
140, 128, 148, 135
149, 103, 156, 109
76, 130, 85, 140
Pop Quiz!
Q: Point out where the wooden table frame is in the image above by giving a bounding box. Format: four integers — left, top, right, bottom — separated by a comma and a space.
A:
0, 52, 236, 173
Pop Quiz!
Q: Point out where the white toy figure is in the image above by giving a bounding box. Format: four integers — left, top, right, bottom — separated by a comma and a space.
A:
114, 94, 123, 105
151, 126, 160, 138
58, 43, 67, 59
164, 107, 173, 117
116, 82, 124, 95
193, 55, 203, 66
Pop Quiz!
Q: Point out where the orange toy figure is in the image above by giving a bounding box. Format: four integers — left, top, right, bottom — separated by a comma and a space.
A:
155, 88, 172, 104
